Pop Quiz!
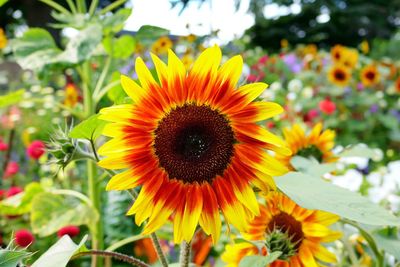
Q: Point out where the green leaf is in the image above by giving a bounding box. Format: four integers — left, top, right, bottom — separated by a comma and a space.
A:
50, 12, 89, 29
30, 193, 99, 237
135, 25, 169, 43
338, 144, 379, 159
0, 249, 31, 267
0, 89, 25, 108
58, 24, 103, 64
103, 35, 135, 59
291, 156, 336, 177
69, 114, 107, 141
31, 235, 88, 267
102, 8, 132, 34
0, 182, 44, 216
372, 233, 400, 260
0, 0, 8, 8
276, 172, 399, 226
107, 72, 127, 104
239, 252, 282, 267
11, 28, 61, 71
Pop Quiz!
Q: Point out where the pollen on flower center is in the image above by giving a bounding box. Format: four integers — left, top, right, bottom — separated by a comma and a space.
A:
267, 212, 304, 250
154, 104, 235, 184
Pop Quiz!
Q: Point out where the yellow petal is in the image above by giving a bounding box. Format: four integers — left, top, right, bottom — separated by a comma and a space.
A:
120, 75, 147, 103
237, 82, 268, 105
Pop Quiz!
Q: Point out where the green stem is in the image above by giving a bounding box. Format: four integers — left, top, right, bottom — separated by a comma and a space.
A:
66, 0, 77, 13
95, 80, 120, 102
93, 56, 112, 104
51, 189, 92, 207
76, 0, 87, 13
99, 0, 127, 15
39, 0, 71, 14
72, 250, 150, 267
88, 0, 99, 17
179, 241, 191, 267
106, 235, 144, 252
151, 233, 169, 267
341, 219, 384, 267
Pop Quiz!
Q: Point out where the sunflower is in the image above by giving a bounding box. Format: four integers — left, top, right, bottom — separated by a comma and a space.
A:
222, 192, 341, 267
342, 48, 358, 69
64, 83, 79, 108
276, 123, 336, 169
0, 28, 7, 49
360, 65, 380, 87
98, 46, 290, 244
328, 64, 351, 87
151, 36, 173, 55
331, 45, 344, 62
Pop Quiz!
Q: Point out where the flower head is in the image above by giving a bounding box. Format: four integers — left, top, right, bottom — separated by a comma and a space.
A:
277, 123, 337, 168
27, 140, 46, 160
360, 65, 380, 87
4, 162, 19, 178
57, 225, 80, 238
0, 138, 8, 151
98, 46, 290, 243
151, 36, 173, 55
328, 65, 351, 87
319, 99, 336, 115
64, 83, 80, 108
0, 28, 7, 49
7, 186, 23, 197
222, 192, 341, 266
15, 229, 35, 247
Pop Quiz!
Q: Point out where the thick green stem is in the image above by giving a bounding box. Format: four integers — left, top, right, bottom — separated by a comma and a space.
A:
151, 232, 169, 267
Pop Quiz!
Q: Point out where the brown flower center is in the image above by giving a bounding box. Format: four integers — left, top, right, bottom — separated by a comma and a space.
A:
334, 69, 346, 81
153, 104, 235, 184
267, 212, 304, 250
365, 70, 376, 81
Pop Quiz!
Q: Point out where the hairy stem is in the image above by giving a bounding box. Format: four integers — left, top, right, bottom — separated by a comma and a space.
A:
151, 232, 169, 267
73, 250, 150, 267
179, 241, 191, 267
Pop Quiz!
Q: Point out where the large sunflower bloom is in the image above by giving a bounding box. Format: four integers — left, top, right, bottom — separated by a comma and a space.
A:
276, 123, 336, 168
98, 46, 290, 243
328, 64, 351, 87
222, 192, 341, 267
360, 65, 380, 87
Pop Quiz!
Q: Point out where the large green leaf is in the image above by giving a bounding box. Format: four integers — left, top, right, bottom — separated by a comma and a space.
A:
11, 28, 61, 71
69, 114, 108, 141
338, 144, 379, 159
372, 233, 400, 260
291, 156, 336, 177
135, 25, 169, 44
103, 35, 135, 59
102, 8, 132, 34
239, 252, 282, 267
31, 235, 88, 267
58, 24, 103, 64
0, 89, 25, 108
0, 182, 44, 215
0, 249, 31, 267
276, 172, 399, 226
30, 193, 98, 237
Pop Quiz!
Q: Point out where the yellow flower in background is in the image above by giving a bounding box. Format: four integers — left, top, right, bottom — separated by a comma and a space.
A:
0, 28, 7, 49
281, 39, 289, 49
151, 36, 173, 55
186, 33, 197, 43
277, 123, 337, 169
360, 65, 380, 87
181, 54, 194, 69
98, 46, 290, 244
222, 192, 341, 267
64, 83, 79, 108
342, 48, 359, 69
303, 44, 318, 57
331, 45, 344, 62
328, 64, 352, 87
360, 40, 369, 54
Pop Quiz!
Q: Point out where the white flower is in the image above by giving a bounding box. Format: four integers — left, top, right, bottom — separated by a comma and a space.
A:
331, 169, 363, 192
288, 79, 303, 92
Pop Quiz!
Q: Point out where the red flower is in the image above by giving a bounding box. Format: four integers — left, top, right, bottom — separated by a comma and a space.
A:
27, 140, 45, 160
304, 109, 320, 122
4, 161, 19, 178
57, 225, 80, 238
258, 55, 269, 64
6, 186, 23, 197
15, 229, 35, 247
0, 189, 5, 200
319, 99, 336, 115
0, 139, 8, 151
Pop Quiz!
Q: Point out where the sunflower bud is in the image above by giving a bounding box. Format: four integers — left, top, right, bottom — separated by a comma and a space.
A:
265, 228, 299, 261
47, 125, 90, 169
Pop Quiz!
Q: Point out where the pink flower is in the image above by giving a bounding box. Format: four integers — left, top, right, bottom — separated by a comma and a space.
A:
319, 99, 336, 115
15, 229, 35, 247
258, 55, 268, 64
6, 186, 23, 197
57, 225, 80, 238
27, 140, 45, 160
0, 189, 6, 200
0, 138, 8, 151
4, 161, 19, 178
305, 109, 320, 122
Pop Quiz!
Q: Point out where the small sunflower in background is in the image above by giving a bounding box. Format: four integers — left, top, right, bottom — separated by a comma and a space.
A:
360, 40, 370, 55
331, 44, 345, 62
64, 83, 80, 108
151, 36, 173, 55
98, 46, 290, 244
0, 28, 7, 49
342, 48, 359, 69
222, 192, 341, 267
328, 64, 352, 87
360, 65, 380, 87
276, 123, 337, 169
